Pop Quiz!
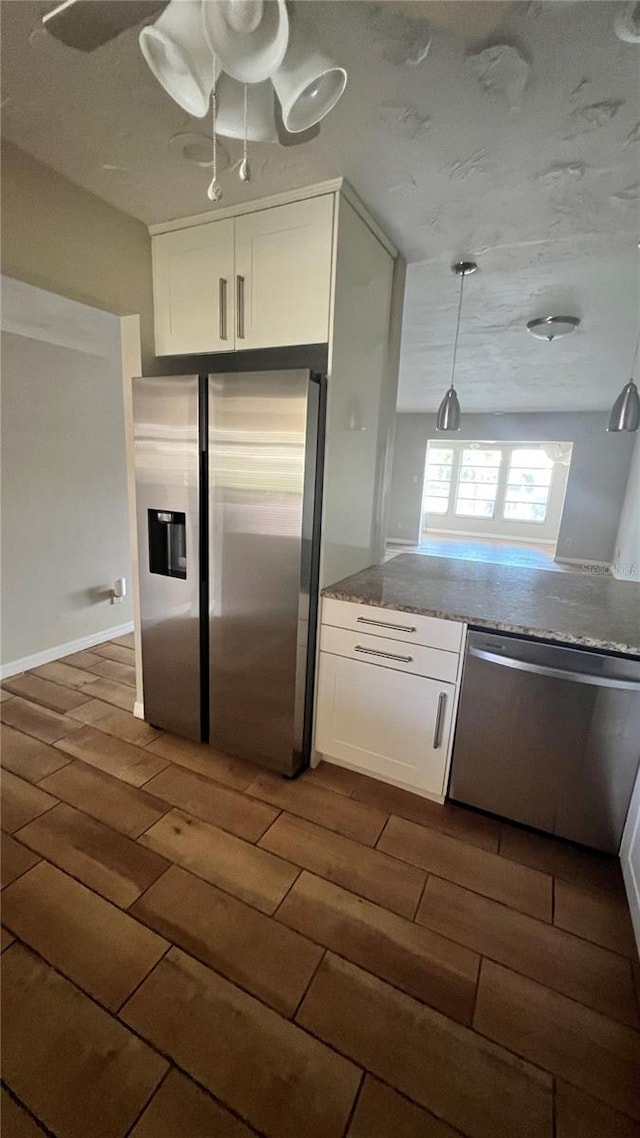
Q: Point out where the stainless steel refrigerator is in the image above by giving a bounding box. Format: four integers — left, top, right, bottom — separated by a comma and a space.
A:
132, 368, 324, 777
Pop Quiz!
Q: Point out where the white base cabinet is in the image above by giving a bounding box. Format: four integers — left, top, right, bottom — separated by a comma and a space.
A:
314, 600, 465, 800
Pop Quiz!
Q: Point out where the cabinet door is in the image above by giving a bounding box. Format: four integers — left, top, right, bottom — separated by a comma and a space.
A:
234, 195, 334, 350
315, 653, 455, 797
153, 220, 235, 355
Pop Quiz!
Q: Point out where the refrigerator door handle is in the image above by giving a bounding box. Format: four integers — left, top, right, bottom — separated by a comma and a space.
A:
237, 275, 245, 340
219, 277, 228, 341
468, 647, 640, 691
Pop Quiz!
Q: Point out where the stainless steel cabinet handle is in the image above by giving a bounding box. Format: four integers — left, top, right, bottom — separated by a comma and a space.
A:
354, 645, 413, 663
236, 275, 245, 339
219, 277, 227, 340
432, 691, 446, 749
469, 647, 640, 691
356, 616, 417, 634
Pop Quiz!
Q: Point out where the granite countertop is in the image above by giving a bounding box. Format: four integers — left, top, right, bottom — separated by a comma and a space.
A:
322, 554, 640, 657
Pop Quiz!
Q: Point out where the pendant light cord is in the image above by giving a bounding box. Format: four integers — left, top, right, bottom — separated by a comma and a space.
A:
631, 326, 640, 379
449, 271, 466, 390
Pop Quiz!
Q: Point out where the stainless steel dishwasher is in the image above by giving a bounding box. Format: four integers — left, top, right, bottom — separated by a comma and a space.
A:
449, 630, 640, 853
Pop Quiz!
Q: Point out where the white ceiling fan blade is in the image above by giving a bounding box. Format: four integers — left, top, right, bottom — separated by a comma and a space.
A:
42, 0, 168, 52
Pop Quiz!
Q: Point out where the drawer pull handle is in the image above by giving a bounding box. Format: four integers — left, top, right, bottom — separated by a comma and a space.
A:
354, 645, 414, 664
237, 275, 245, 339
433, 691, 447, 749
356, 616, 417, 634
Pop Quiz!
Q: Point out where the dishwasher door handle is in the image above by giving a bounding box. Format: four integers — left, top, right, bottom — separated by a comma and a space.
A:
469, 647, 640, 691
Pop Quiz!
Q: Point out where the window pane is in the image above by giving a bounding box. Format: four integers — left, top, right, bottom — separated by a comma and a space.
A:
456, 499, 495, 518
428, 447, 454, 464
509, 448, 553, 469
505, 486, 550, 505
506, 469, 552, 488
461, 448, 501, 466
425, 496, 449, 514
504, 502, 548, 522
426, 464, 453, 482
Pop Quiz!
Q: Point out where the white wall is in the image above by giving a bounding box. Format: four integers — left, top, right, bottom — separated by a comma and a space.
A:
1, 279, 133, 672
612, 434, 640, 581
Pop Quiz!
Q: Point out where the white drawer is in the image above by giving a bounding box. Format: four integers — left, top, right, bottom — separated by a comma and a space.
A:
320, 624, 460, 683
322, 597, 464, 653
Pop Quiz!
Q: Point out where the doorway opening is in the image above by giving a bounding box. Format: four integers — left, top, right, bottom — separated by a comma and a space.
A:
420, 439, 573, 570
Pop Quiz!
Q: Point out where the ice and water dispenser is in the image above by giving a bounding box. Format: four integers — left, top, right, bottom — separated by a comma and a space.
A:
148, 509, 187, 580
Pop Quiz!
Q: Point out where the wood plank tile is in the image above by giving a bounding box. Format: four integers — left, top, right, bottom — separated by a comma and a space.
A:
247, 770, 387, 846
348, 1076, 460, 1138
277, 871, 479, 1024
146, 732, 259, 790
417, 877, 638, 1028
1, 725, 71, 782
1, 1088, 48, 1137
350, 777, 500, 852
305, 760, 371, 798
2, 672, 96, 713
260, 813, 425, 918
555, 1080, 640, 1138
16, 803, 169, 908
474, 959, 640, 1121
39, 760, 169, 838
1, 771, 58, 834
66, 698, 162, 745
132, 863, 322, 1016
140, 809, 298, 915
121, 947, 361, 1138
554, 878, 637, 958
2, 942, 167, 1138
2, 926, 16, 951
130, 1069, 254, 1138
297, 953, 552, 1138
379, 815, 552, 920
61, 649, 104, 669
2, 861, 168, 1010
76, 676, 135, 712
1, 695, 83, 744
54, 725, 169, 787
144, 763, 278, 842
93, 642, 135, 666
87, 657, 136, 687
1, 833, 40, 888
32, 660, 99, 689
0, 687, 15, 702
499, 824, 625, 895
112, 632, 135, 649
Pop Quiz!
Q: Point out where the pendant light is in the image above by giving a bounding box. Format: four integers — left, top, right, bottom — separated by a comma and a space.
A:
436, 261, 477, 432
607, 329, 640, 432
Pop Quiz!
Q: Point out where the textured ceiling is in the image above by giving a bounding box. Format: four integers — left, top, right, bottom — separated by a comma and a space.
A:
1, 0, 639, 412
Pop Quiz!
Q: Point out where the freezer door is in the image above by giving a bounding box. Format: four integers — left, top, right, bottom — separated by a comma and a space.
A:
208, 369, 318, 775
133, 375, 201, 741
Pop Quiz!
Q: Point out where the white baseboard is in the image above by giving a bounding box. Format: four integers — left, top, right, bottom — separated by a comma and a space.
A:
554, 557, 611, 573
0, 622, 134, 680
133, 700, 145, 721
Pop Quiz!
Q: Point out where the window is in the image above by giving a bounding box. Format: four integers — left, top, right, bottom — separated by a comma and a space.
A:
455, 448, 501, 518
503, 448, 553, 523
422, 441, 565, 530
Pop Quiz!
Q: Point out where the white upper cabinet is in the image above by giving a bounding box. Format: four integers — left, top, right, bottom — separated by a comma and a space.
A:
234, 195, 334, 350
152, 194, 335, 356
152, 219, 235, 356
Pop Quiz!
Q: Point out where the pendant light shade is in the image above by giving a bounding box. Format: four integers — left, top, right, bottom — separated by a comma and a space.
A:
203, 0, 289, 84
607, 380, 640, 432
436, 260, 477, 432
139, 0, 218, 118
215, 73, 277, 141
271, 14, 347, 133
436, 386, 461, 432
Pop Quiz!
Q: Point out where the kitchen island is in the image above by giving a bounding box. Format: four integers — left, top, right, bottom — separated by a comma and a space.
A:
322, 553, 640, 657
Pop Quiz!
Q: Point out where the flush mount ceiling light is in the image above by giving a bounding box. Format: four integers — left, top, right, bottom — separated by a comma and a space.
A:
607, 329, 640, 433
526, 316, 581, 341
436, 261, 478, 433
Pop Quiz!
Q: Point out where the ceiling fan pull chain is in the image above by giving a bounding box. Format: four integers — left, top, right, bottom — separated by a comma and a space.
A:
239, 82, 251, 182
207, 54, 223, 203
